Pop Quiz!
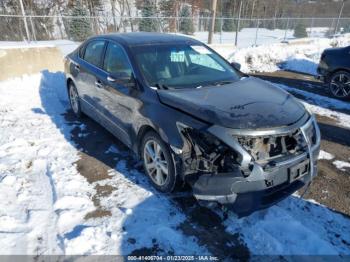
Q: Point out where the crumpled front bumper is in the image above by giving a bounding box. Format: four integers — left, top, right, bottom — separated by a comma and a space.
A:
192, 117, 321, 216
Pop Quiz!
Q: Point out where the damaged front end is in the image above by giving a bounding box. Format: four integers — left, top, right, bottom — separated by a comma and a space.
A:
175, 114, 321, 215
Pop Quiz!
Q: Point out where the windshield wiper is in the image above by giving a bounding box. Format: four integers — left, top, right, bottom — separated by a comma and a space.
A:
154, 83, 173, 90
213, 80, 234, 86
198, 80, 234, 89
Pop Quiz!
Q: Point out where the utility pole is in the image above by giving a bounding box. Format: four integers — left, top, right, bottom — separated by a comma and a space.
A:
208, 0, 217, 44
19, 0, 30, 41
235, 0, 242, 46
334, 0, 345, 35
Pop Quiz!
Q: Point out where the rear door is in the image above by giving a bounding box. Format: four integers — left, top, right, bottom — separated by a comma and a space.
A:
74, 39, 106, 114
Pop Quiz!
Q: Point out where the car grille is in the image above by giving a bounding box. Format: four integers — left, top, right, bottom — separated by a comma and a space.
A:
235, 120, 317, 165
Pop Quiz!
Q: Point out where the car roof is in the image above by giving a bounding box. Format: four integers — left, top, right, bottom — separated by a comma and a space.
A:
91, 32, 202, 46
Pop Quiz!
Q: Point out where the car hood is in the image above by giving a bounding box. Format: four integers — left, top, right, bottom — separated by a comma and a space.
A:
157, 77, 306, 129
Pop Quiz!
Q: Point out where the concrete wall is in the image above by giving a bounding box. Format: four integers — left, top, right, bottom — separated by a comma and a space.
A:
0, 47, 64, 81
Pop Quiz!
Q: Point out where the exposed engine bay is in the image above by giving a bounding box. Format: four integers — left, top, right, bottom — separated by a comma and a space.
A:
175, 116, 320, 215
179, 119, 318, 177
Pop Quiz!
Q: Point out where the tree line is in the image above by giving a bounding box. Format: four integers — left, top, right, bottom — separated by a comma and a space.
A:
0, 0, 348, 41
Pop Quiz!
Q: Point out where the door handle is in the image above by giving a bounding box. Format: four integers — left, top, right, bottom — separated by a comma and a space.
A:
95, 80, 103, 88
107, 76, 116, 82
74, 64, 80, 72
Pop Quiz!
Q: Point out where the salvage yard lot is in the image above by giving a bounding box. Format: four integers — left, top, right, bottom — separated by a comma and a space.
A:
0, 40, 350, 256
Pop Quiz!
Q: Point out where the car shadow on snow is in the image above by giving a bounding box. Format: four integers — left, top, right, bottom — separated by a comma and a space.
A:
38, 70, 350, 256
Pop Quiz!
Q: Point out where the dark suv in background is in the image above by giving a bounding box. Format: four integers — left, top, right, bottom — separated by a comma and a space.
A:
317, 45, 350, 99
65, 32, 320, 215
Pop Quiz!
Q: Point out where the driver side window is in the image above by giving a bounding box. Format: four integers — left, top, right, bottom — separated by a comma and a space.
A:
103, 42, 132, 77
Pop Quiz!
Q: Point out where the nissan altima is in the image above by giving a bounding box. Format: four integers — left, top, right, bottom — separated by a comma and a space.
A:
64, 32, 320, 215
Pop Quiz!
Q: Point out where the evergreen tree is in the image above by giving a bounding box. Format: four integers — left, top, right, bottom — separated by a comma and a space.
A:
179, 5, 194, 35
139, 0, 158, 32
293, 23, 308, 38
67, 2, 92, 41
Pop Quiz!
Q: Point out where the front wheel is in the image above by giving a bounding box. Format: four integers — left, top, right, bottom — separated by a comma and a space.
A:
141, 131, 178, 193
329, 71, 350, 99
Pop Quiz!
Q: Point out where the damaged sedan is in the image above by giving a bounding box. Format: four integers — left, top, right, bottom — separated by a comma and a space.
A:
65, 32, 320, 215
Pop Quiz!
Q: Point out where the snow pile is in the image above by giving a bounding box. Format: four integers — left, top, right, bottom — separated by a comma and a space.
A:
228, 35, 350, 74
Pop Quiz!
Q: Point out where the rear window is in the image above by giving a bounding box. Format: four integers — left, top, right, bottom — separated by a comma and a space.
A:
83, 40, 105, 67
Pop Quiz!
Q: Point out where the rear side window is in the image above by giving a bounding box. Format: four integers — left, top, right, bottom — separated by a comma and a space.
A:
103, 42, 132, 77
83, 40, 105, 67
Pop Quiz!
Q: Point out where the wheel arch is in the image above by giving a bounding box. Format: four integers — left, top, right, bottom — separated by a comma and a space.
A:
327, 68, 350, 82
66, 77, 74, 93
135, 125, 157, 157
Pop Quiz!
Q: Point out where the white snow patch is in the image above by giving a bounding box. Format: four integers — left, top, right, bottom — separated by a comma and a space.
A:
318, 150, 335, 160
225, 196, 350, 255
333, 160, 350, 172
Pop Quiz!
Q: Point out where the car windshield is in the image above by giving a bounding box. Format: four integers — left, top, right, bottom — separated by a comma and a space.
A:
132, 43, 241, 89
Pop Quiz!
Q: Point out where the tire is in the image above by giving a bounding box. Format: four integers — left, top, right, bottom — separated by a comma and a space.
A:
68, 81, 83, 117
328, 70, 350, 99
141, 131, 178, 193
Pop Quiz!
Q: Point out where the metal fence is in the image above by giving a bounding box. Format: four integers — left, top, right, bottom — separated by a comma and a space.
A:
1, 15, 349, 47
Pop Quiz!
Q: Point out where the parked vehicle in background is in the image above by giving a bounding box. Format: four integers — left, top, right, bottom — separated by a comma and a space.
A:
65, 32, 320, 216
317, 46, 350, 99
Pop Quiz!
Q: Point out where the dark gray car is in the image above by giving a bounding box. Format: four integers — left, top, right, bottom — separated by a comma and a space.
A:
65, 32, 320, 216
317, 45, 350, 98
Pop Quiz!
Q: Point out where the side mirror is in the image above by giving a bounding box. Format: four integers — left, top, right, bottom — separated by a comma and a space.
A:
230, 61, 241, 71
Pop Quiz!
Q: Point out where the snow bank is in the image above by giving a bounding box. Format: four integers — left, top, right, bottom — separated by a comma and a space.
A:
228, 34, 350, 74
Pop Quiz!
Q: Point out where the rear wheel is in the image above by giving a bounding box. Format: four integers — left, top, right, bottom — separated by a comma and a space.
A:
141, 131, 177, 193
68, 81, 82, 117
329, 71, 350, 99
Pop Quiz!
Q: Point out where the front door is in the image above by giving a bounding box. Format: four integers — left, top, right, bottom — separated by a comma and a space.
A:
97, 41, 140, 147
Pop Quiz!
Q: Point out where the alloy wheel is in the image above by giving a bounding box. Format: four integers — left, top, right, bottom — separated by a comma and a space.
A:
330, 73, 350, 98
143, 139, 169, 186
69, 85, 79, 114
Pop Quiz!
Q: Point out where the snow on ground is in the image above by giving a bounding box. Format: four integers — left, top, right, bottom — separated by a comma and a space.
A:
0, 73, 94, 254
333, 160, 350, 172
225, 195, 350, 255
229, 34, 350, 74
194, 28, 294, 47
318, 150, 335, 160
0, 72, 206, 255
